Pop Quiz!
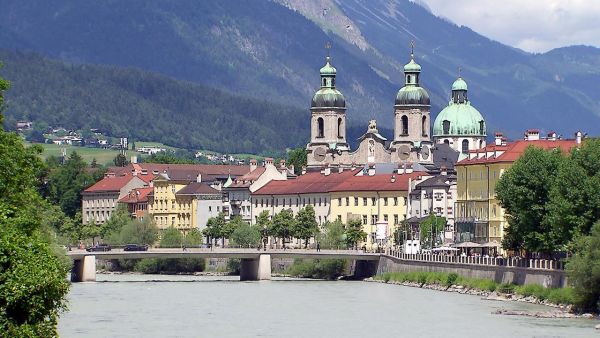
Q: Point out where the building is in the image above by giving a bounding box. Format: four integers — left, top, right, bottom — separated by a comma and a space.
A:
82, 171, 153, 224
406, 169, 457, 241
454, 131, 579, 247
118, 187, 153, 220
329, 171, 425, 250
223, 158, 288, 222
432, 76, 487, 156
175, 182, 222, 232
306, 49, 434, 168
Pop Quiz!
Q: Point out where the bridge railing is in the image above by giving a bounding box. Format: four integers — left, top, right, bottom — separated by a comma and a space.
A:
384, 249, 565, 271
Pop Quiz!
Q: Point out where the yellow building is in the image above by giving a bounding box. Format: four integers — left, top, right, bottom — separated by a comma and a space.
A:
329, 172, 426, 249
455, 132, 577, 249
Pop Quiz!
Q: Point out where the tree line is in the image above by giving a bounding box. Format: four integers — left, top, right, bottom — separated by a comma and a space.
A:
496, 140, 600, 312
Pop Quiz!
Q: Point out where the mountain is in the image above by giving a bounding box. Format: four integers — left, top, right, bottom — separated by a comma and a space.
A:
0, 50, 308, 154
0, 0, 599, 145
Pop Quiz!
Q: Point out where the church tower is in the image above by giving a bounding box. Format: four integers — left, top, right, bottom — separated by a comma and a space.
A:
306, 49, 349, 167
390, 47, 433, 164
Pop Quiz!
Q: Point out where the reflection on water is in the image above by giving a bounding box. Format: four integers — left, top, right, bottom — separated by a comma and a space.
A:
59, 274, 596, 338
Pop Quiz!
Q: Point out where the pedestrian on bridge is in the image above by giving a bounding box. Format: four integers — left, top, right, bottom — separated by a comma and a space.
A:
316, 243, 321, 252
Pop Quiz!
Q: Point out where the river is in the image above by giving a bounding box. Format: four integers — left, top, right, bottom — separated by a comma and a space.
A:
58, 274, 596, 338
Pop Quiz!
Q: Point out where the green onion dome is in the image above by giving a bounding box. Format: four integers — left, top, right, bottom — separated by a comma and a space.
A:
433, 77, 486, 137
311, 56, 346, 109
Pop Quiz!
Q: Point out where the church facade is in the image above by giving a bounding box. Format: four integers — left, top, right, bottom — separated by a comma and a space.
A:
306, 49, 487, 169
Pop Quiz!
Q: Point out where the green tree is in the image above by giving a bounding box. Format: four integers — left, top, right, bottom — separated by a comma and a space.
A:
256, 210, 272, 248
270, 209, 296, 248
345, 218, 367, 250
547, 139, 600, 249
90, 157, 98, 168
293, 205, 319, 248
496, 147, 566, 255
160, 227, 184, 248
318, 220, 346, 249
567, 220, 600, 313
100, 205, 131, 239
230, 222, 262, 248
113, 153, 128, 167
419, 214, 446, 249
286, 147, 307, 175
202, 212, 226, 247
46, 151, 95, 217
221, 216, 244, 246
184, 228, 203, 247
0, 70, 70, 336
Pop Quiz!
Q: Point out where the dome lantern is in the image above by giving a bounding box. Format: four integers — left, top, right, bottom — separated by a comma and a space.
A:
311, 47, 345, 109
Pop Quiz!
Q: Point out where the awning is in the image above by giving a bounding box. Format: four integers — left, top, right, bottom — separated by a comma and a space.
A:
481, 241, 501, 248
453, 241, 482, 248
432, 246, 458, 251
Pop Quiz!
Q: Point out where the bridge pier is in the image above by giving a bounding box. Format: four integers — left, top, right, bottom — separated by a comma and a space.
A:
240, 254, 272, 281
71, 255, 96, 282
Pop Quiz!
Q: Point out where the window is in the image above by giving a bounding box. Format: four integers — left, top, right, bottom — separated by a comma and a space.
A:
338, 198, 341, 206
462, 139, 469, 154
394, 197, 398, 206
362, 215, 368, 225
261, 199, 264, 207
322, 78, 327, 86
171, 185, 176, 193
422, 116, 427, 137
338, 118, 343, 138
355, 197, 359, 206
209, 206, 212, 212
394, 214, 399, 225
479, 120, 485, 135
317, 117, 324, 138
401, 115, 409, 135
443, 120, 450, 135
443, 139, 450, 145
371, 215, 378, 225
337, 215, 342, 221
362, 198, 367, 206
346, 197, 350, 206
283, 199, 286, 207
371, 197, 376, 206
319, 197, 322, 206
384, 197, 388, 206
275, 199, 278, 207
384, 214, 388, 222
217, 206, 220, 212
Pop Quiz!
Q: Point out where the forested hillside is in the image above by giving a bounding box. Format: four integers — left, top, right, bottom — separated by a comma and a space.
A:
0, 50, 308, 153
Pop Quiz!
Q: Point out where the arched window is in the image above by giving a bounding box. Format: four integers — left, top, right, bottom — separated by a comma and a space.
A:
332, 78, 335, 87
443, 120, 450, 135
322, 78, 327, 87
462, 139, 469, 154
406, 75, 412, 83
479, 120, 485, 135
443, 139, 450, 145
422, 116, 427, 136
337, 117, 343, 138
479, 140, 483, 148
401, 115, 409, 135
317, 117, 324, 138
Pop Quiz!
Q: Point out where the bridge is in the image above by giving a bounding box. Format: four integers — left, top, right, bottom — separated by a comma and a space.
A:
67, 249, 381, 282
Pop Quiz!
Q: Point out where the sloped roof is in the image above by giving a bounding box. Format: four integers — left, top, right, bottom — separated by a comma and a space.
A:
227, 167, 267, 188
84, 174, 137, 193
176, 182, 220, 195
457, 139, 577, 165
253, 169, 360, 195
329, 172, 426, 192
415, 175, 454, 189
118, 187, 153, 203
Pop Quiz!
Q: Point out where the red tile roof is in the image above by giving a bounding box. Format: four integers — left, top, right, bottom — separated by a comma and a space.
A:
119, 187, 153, 203
253, 169, 360, 195
329, 172, 426, 192
84, 174, 138, 193
458, 139, 577, 166
228, 167, 267, 188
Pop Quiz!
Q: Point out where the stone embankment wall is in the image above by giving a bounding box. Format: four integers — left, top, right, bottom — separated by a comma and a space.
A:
377, 255, 567, 288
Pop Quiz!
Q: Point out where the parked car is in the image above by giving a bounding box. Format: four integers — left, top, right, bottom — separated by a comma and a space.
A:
123, 244, 149, 251
86, 244, 112, 252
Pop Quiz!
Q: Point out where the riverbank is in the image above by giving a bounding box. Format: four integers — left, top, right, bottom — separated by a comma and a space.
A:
369, 271, 598, 319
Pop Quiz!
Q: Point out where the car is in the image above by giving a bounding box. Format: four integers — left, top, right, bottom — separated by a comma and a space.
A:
123, 244, 149, 251
86, 243, 112, 252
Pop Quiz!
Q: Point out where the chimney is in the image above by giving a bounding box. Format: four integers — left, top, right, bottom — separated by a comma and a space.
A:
196, 173, 202, 183
279, 159, 286, 168
301, 166, 307, 175
351, 162, 356, 170
494, 132, 503, 146
440, 165, 447, 176
131, 169, 137, 176
405, 163, 413, 174
338, 166, 343, 173
397, 163, 405, 175
289, 164, 295, 174
141, 169, 148, 175
130, 155, 138, 164
265, 157, 274, 167
324, 165, 331, 176
547, 131, 557, 141
525, 129, 540, 141
390, 175, 396, 183
368, 163, 376, 176
250, 159, 257, 172
576, 131, 583, 145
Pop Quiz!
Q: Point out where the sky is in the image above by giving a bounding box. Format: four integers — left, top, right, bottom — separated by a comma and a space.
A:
416, 0, 600, 53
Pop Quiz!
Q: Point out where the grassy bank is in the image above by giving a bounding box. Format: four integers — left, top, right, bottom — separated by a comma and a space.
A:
285, 259, 347, 280
375, 271, 575, 305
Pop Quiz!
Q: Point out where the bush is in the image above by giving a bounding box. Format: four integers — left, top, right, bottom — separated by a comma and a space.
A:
446, 273, 459, 287
286, 259, 346, 280
497, 283, 516, 294
226, 259, 241, 275
134, 258, 205, 274
546, 288, 575, 305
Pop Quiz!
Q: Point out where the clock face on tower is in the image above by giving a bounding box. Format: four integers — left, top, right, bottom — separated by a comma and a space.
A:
313, 147, 327, 162
397, 144, 411, 160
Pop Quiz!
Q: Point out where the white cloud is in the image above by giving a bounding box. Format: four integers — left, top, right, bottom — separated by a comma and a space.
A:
415, 0, 600, 53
